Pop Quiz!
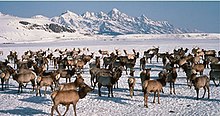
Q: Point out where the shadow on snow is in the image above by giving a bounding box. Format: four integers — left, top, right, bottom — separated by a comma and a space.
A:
19, 95, 51, 104
0, 107, 49, 115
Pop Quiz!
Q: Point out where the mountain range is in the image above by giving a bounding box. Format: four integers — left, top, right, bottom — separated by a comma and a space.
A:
0, 8, 200, 43
50, 8, 197, 35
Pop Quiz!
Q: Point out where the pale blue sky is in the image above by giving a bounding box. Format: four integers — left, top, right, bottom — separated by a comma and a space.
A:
0, 1, 219, 33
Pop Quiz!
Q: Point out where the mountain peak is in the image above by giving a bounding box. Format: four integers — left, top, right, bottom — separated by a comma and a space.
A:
61, 10, 79, 17
108, 8, 125, 20
82, 11, 96, 18
140, 14, 146, 19
63, 10, 73, 14
112, 8, 120, 13
108, 8, 121, 15
60, 10, 80, 20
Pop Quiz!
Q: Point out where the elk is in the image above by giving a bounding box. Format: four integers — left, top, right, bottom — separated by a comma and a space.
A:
190, 73, 210, 100
128, 70, 135, 98
12, 71, 37, 93
96, 67, 123, 97
51, 83, 93, 116
182, 63, 193, 87
0, 70, 10, 91
90, 68, 111, 87
143, 79, 163, 108
0, 64, 15, 90
166, 67, 177, 94
36, 72, 60, 96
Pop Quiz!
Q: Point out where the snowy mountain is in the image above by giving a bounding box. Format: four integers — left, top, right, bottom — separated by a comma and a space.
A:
1, 9, 215, 43
0, 12, 79, 42
50, 8, 196, 35
0, 9, 198, 38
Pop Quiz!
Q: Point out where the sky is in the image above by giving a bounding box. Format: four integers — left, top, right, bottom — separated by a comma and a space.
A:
0, 1, 219, 33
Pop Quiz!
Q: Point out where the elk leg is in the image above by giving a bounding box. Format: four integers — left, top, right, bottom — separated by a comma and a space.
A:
47, 64, 49, 70
31, 80, 35, 92
50, 85, 53, 91
129, 86, 134, 98
207, 86, 210, 99
156, 55, 159, 63
91, 76, 94, 87
173, 82, 176, 94
202, 87, 206, 98
39, 86, 42, 97
93, 81, 97, 89
132, 87, 134, 97
111, 86, 114, 97
153, 92, 156, 103
157, 90, 160, 104
73, 104, 77, 116
98, 83, 101, 97
63, 104, 70, 116
1, 78, 4, 91
36, 85, 40, 96
196, 89, 199, 100
54, 105, 61, 116
144, 91, 149, 108
144, 91, 146, 107
51, 105, 55, 116
129, 87, 132, 98
69, 77, 71, 83
170, 82, 172, 94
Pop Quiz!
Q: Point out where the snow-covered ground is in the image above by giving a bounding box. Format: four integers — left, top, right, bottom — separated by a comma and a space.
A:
0, 37, 220, 116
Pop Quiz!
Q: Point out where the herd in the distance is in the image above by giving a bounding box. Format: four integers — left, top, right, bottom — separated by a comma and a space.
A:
0, 46, 220, 116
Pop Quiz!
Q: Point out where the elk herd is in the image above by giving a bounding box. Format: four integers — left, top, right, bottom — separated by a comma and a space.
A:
0, 46, 220, 115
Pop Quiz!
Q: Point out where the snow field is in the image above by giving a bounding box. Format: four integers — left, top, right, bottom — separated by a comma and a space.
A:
0, 38, 220, 116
